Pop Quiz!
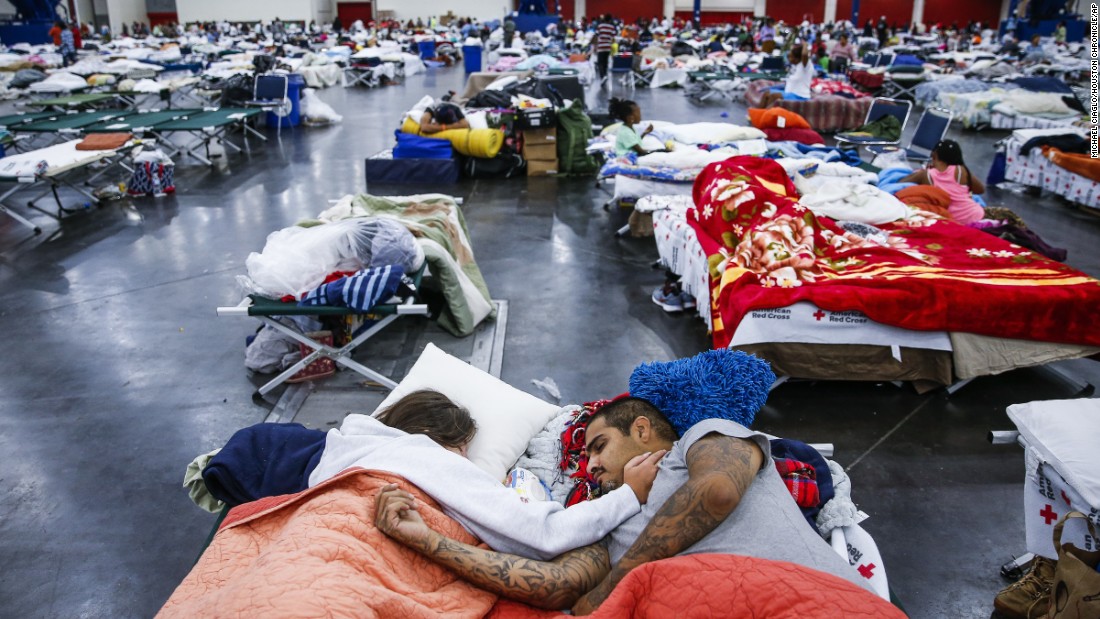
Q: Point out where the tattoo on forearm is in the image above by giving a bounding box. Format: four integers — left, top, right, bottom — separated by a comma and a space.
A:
415, 534, 610, 610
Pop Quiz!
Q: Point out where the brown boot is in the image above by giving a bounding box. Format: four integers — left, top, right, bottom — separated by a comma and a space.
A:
993, 556, 1056, 619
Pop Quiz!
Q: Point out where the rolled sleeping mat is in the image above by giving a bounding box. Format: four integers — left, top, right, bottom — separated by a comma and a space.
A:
400, 116, 504, 159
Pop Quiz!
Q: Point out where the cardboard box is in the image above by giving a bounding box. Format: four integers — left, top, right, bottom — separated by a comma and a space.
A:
522, 143, 558, 161
527, 159, 558, 176
524, 127, 557, 145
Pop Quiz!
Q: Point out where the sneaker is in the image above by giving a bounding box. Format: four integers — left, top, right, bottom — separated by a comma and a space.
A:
680, 291, 697, 310
651, 286, 684, 312
993, 556, 1055, 619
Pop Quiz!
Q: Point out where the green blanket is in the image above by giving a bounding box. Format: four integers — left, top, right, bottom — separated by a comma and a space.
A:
316, 194, 495, 337
853, 114, 902, 141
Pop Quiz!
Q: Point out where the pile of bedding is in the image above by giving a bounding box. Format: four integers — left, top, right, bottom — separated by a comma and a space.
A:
688, 156, 1100, 349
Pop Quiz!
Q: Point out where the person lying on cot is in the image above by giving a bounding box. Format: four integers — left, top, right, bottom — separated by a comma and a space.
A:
375, 396, 872, 615
309, 390, 665, 563
760, 43, 814, 108
419, 102, 469, 134
608, 97, 665, 156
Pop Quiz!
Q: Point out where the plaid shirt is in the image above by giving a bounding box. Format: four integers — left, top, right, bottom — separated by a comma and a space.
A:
774, 457, 821, 508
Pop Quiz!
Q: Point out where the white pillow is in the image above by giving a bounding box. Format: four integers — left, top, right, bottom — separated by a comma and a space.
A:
1007, 398, 1100, 507
373, 343, 560, 481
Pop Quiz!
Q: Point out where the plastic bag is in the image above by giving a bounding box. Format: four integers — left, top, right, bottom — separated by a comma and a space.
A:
300, 88, 343, 125
241, 217, 425, 299
870, 149, 912, 171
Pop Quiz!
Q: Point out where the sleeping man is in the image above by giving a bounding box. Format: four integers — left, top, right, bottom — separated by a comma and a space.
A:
374, 396, 871, 615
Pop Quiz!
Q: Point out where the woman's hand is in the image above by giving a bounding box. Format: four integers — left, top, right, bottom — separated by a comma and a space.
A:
623, 450, 667, 504
375, 483, 432, 547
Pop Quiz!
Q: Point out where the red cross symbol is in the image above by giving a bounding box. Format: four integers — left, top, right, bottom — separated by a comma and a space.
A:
813, 310, 826, 321
1040, 504, 1059, 525
1062, 491, 1071, 506
858, 563, 876, 579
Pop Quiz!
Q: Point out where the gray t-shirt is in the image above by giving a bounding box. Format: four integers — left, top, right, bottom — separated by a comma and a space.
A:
605, 418, 871, 591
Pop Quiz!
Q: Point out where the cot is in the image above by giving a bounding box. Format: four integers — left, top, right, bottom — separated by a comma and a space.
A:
26, 93, 119, 111
12, 110, 128, 148
1002, 126, 1100, 209
665, 156, 1100, 392
990, 399, 1100, 585
743, 80, 874, 132
684, 68, 745, 101
216, 266, 430, 398
0, 139, 127, 234
83, 108, 200, 137
165, 343, 901, 616
149, 108, 265, 165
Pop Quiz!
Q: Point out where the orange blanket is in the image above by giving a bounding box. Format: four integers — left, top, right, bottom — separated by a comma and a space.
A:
895, 185, 952, 219
490, 554, 904, 619
1042, 146, 1100, 183
158, 468, 497, 619
161, 469, 903, 619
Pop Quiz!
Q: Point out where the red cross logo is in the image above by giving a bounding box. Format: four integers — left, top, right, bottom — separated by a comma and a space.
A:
1062, 491, 1071, 506
813, 310, 826, 321
1040, 504, 1058, 525
858, 563, 876, 579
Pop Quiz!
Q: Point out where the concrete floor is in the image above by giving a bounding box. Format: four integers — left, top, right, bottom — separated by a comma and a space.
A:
1, 66, 1098, 619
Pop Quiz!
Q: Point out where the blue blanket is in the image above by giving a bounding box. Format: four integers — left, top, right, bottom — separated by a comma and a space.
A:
202, 422, 327, 507
1009, 76, 1074, 94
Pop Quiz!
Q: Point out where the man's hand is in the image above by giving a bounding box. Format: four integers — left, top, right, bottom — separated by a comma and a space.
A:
374, 483, 432, 547
622, 450, 666, 504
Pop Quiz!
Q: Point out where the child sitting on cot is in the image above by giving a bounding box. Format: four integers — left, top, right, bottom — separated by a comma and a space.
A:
608, 97, 664, 157
901, 140, 1066, 261
760, 44, 814, 107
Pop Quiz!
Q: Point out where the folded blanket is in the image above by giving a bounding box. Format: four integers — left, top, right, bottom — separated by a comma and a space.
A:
201, 422, 326, 507
761, 127, 825, 145
76, 132, 131, 151
894, 185, 952, 218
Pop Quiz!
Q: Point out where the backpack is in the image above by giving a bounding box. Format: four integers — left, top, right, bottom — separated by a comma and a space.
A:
219, 73, 255, 107
555, 100, 597, 175
462, 146, 525, 179
468, 89, 513, 109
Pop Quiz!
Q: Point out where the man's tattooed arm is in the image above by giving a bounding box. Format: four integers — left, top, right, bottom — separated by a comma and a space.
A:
408, 532, 610, 610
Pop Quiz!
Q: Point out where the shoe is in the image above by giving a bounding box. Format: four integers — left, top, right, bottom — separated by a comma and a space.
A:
680, 291, 697, 310
993, 556, 1055, 619
651, 286, 684, 312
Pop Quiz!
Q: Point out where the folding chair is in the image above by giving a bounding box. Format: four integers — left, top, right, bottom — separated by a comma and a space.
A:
610, 54, 636, 90
866, 107, 954, 163
882, 69, 927, 101
216, 266, 431, 398
834, 97, 913, 150
244, 73, 291, 140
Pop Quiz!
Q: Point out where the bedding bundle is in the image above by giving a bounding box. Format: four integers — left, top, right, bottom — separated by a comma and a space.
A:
688, 156, 1100, 349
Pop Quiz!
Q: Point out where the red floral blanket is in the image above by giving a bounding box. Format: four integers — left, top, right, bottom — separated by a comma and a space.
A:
687, 156, 1100, 349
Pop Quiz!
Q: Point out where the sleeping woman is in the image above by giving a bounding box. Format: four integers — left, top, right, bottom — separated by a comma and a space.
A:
309, 389, 664, 561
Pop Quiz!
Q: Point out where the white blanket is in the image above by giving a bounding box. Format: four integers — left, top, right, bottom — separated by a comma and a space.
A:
308, 414, 642, 561
797, 178, 911, 225
0, 140, 116, 179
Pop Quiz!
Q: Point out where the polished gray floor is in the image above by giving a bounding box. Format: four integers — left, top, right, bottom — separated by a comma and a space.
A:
1, 66, 1098, 619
